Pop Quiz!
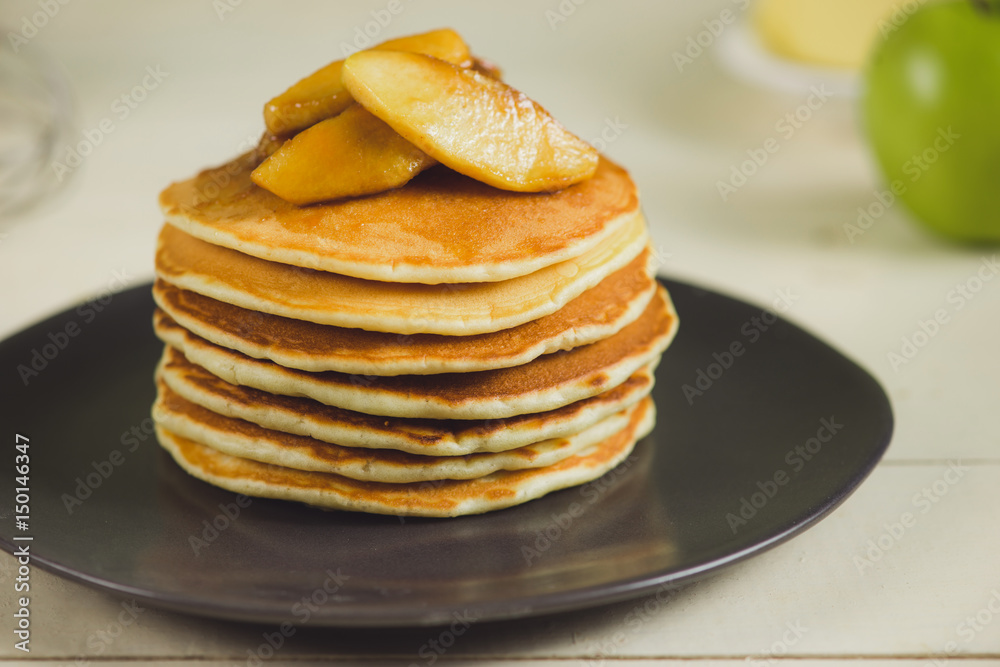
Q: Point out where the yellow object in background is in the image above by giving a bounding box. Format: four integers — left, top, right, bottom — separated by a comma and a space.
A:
754, 0, 906, 69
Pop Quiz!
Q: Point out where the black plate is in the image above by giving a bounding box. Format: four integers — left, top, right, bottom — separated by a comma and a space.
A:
0, 280, 892, 626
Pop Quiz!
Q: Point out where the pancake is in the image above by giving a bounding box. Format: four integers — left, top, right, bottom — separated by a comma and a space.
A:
154, 396, 654, 517
151, 249, 656, 375
153, 378, 639, 483
155, 214, 648, 336
153, 285, 678, 420
158, 349, 656, 456
160, 152, 640, 284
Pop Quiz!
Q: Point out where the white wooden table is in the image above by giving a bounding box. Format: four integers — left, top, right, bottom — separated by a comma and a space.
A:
1, 1, 998, 664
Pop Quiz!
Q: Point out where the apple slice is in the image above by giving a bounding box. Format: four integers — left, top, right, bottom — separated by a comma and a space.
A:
255, 132, 286, 160
342, 50, 598, 192
263, 28, 471, 136
376, 28, 472, 66
471, 56, 503, 80
251, 103, 436, 205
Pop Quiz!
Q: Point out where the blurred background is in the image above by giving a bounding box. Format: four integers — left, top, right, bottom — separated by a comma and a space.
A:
1, 0, 998, 661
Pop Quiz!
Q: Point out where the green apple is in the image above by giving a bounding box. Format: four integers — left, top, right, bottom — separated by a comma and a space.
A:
863, 0, 1000, 243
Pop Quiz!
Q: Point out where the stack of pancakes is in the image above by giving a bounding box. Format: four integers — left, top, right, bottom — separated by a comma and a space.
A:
151, 151, 678, 517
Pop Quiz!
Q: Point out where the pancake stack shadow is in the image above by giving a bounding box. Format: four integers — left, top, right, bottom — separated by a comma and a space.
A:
149, 154, 679, 517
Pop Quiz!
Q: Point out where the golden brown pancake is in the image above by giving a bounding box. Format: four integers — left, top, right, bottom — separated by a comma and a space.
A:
155, 396, 654, 517
151, 249, 656, 375
153, 286, 677, 420
154, 215, 649, 335
160, 151, 640, 284
158, 348, 656, 456
152, 378, 639, 483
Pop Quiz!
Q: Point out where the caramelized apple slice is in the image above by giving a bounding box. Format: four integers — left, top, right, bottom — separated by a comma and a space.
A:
251, 103, 436, 205
471, 56, 502, 80
263, 28, 471, 136
342, 51, 598, 192
378, 29, 472, 67
264, 60, 351, 136
255, 132, 286, 160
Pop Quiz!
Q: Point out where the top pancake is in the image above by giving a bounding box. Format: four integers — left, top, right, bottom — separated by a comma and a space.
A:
159, 151, 640, 284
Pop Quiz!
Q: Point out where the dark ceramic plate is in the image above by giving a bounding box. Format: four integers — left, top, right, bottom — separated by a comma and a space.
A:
0, 280, 892, 626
